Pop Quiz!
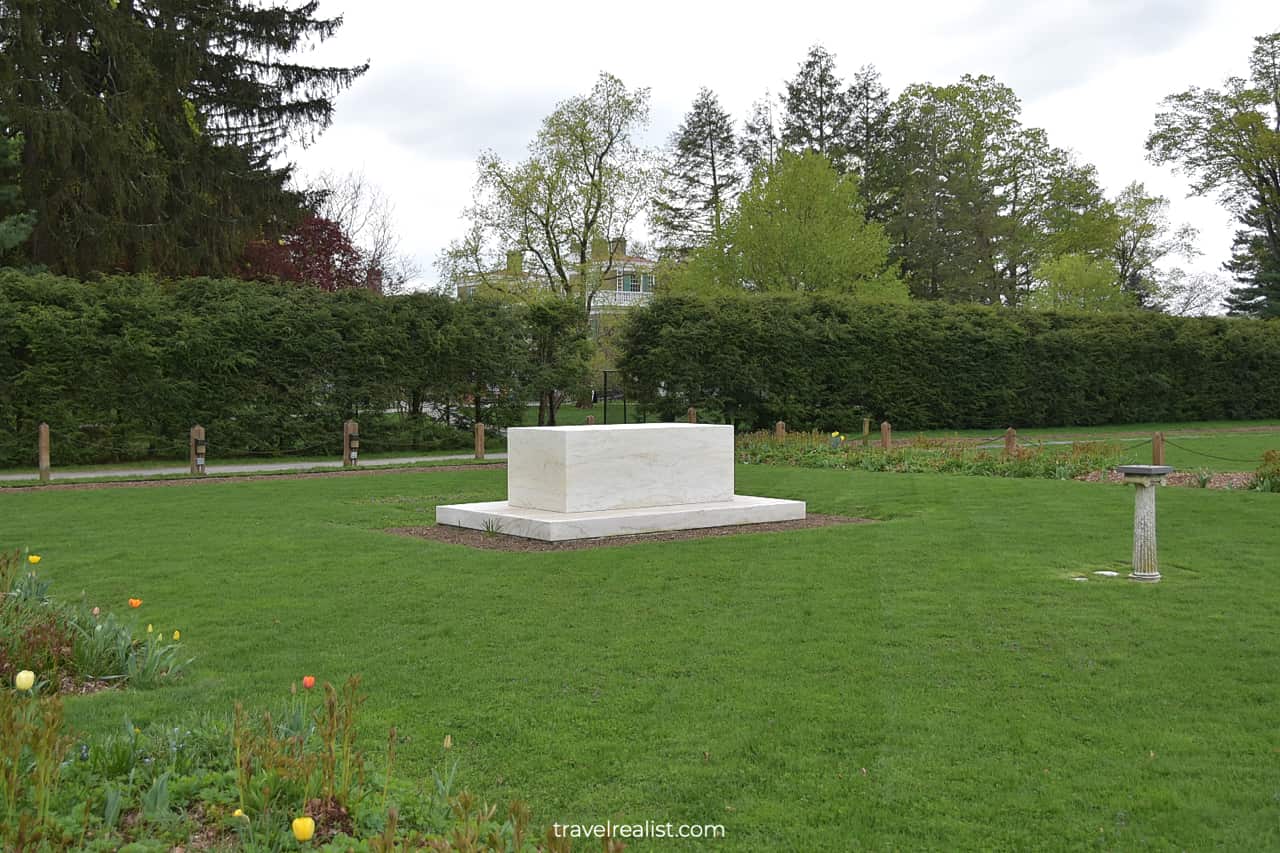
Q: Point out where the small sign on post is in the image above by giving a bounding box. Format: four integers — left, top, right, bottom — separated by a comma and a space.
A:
343, 420, 360, 467
189, 425, 207, 475
880, 421, 892, 451
38, 423, 50, 483
474, 422, 485, 460
1004, 427, 1017, 458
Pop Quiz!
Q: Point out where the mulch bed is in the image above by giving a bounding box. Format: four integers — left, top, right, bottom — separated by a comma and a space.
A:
1077, 469, 1256, 490
388, 513, 872, 552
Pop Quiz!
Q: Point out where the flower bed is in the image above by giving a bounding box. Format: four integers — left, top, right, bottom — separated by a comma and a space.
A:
737, 430, 1125, 480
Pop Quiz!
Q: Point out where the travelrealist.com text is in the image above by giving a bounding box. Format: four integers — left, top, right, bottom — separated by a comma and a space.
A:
551, 821, 726, 840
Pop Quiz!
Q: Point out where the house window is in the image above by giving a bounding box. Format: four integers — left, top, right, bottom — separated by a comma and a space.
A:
641, 273, 655, 292
621, 273, 641, 292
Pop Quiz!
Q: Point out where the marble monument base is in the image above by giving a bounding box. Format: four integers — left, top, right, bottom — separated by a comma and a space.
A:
436, 495, 807, 542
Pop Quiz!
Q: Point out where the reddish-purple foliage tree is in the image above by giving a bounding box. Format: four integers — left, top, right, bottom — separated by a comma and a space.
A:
239, 215, 383, 292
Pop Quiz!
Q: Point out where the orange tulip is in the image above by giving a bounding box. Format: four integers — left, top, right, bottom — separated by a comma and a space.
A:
302, 675, 316, 690
128, 598, 142, 608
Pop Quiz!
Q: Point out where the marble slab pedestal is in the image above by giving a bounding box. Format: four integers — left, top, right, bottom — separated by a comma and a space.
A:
437, 423, 806, 541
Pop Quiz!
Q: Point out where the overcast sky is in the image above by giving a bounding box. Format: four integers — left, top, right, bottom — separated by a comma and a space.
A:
287, 0, 1273, 290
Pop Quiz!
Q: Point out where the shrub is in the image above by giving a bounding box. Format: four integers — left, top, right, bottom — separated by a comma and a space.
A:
1252, 450, 1280, 492
619, 294, 1280, 430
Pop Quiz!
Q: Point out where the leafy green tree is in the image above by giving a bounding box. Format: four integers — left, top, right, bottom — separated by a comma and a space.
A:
667, 151, 904, 300
1110, 182, 1199, 307
886, 75, 1117, 305
1026, 253, 1133, 312
0, 117, 33, 258
0, 0, 366, 276
443, 72, 654, 313
781, 46, 853, 166
522, 298, 592, 425
1147, 31, 1280, 317
651, 88, 742, 256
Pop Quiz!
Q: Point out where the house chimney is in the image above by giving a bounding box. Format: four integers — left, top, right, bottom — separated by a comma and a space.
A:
590, 238, 609, 260
505, 250, 523, 275
610, 238, 627, 258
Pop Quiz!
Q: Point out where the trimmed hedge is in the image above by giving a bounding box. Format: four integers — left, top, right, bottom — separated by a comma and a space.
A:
618, 295, 1280, 430
0, 271, 584, 466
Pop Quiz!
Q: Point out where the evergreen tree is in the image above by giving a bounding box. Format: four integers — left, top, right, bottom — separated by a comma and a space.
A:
1224, 212, 1280, 317
0, 0, 367, 276
781, 46, 852, 166
0, 117, 33, 257
845, 65, 892, 219
740, 94, 780, 173
651, 88, 742, 255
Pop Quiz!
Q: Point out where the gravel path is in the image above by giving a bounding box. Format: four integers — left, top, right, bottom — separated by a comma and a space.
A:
0, 453, 507, 483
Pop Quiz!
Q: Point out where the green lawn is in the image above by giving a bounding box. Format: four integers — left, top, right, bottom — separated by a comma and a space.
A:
4, 467, 1279, 849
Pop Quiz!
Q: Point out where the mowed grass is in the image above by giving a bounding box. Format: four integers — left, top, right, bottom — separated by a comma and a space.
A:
3, 467, 1279, 850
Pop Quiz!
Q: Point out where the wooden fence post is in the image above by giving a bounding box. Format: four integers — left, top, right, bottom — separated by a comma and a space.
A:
38, 423, 50, 483
586, 415, 595, 425
474, 422, 485, 460
687, 407, 697, 424
862, 417, 871, 448
880, 421, 892, 451
343, 420, 360, 467
1152, 431, 1165, 466
774, 421, 786, 440
189, 424, 207, 475
1004, 427, 1017, 458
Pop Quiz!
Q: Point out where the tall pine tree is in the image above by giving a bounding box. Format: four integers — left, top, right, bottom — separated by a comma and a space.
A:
781, 46, 853, 167
651, 88, 742, 255
0, 0, 367, 276
740, 94, 780, 173
0, 117, 34, 257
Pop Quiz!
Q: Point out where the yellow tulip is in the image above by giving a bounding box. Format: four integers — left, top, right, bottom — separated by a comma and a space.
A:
443, 734, 453, 750
27, 554, 40, 564
173, 630, 181, 641
147, 624, 153, 633
15, 670, 35, 691
232, 808, 245, 819
291, 815, 315, 842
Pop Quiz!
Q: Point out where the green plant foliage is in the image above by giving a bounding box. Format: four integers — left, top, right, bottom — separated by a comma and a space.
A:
737, 431, 1123, 479
0, 271, 587, 466
0, 549, 191, 690
1252, 449, 1280, 492
1, 672, 556, 850
619, 294, 1280, 430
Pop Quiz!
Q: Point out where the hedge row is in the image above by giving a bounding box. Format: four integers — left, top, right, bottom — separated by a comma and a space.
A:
0, 271, 586, 466
617, 295, 1280, 430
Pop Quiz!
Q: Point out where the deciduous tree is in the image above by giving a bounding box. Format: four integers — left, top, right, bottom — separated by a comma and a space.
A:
1147, 30, 1280, 317
443, 72, 654, 313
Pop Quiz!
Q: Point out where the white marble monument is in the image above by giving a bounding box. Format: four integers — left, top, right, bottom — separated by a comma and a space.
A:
436, 423, 806, 541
